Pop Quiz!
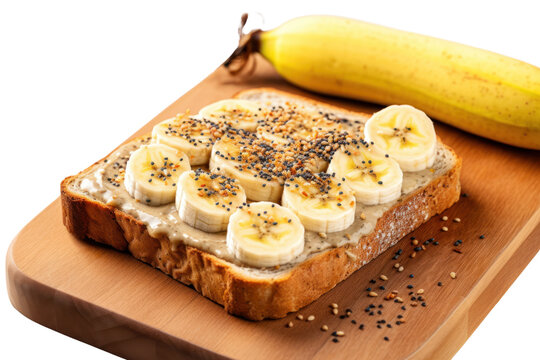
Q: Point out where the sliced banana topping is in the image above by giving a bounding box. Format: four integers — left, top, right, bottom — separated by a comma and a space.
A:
210, 134, 284, 203
364, 105, 437, 172
282, 172, 355, 233
227, 202, 305, 267
209, 125, 360, 201
124, 143, 190, 206
256, 104, 343, 144
152, 113, 224, 165
198, 99, 266, 132
328, 144, 403, 205
176, 169, 246, 233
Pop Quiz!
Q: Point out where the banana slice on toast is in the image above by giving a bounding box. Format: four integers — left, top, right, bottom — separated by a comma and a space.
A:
364, 105, 437, 172
227, 202, 304, 267
176, 169, 246, 232
198, 99, 266, 132
328, 144, 403, 205
282, 172, 355, 233
124, 143, 190, 206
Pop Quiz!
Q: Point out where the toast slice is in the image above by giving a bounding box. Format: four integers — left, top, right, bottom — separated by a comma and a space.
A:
61, 88, 461, 320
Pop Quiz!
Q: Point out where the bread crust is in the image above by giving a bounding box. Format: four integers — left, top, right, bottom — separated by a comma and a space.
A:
61, 89, 462, 320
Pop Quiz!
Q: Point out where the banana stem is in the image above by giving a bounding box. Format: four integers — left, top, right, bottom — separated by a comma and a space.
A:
224, 13, 261, 75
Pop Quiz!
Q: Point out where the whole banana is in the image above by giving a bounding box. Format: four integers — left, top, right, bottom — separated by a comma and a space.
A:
226, 15, 540, 149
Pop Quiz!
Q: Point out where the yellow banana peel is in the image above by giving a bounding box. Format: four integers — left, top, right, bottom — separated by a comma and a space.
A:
225, 15, 540, 150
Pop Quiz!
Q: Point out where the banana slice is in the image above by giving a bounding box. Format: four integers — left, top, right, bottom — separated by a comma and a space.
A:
282, 172, 355, 233
124, 143, 191, 206
227, 202, 305, 267
152, 113, 222, 165
257, 105, 342, 144
198, 99, 266, 132
209, 134, 284, 202
364, 105, 437, 172
328, 144, 403, 205
176, 169, 246, 232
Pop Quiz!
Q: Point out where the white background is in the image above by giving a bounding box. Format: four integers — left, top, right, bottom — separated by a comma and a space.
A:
1, 0, 538, 359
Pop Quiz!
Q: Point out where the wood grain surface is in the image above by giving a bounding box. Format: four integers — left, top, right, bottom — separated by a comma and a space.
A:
6, 57, 540, 359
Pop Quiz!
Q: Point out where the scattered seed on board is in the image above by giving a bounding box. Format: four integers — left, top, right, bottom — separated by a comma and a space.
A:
286, 321, 293, 328
394, 263, 400, 269
453, 218, 461, 223
398, 266, 404, 272
442, 216, 448, 221
332, 308, 339, 315
296, 314, 304, 320
410, 252, 416, 258
360, 213, 367, 220
442, 226, 449, 232
380, 274, 388, 281
331, 303, 338, 309
450, 272, 457, 279
368, 291, 379, 297
307, 315, 315, 321
336, 331, 345, 337
321, 325, 328, 331
412, 239, 419, 246
417, 289, 425, 294
318, 232, 327, 239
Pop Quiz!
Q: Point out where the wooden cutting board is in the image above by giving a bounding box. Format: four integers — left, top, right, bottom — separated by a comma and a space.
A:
7, 56, 540, 360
